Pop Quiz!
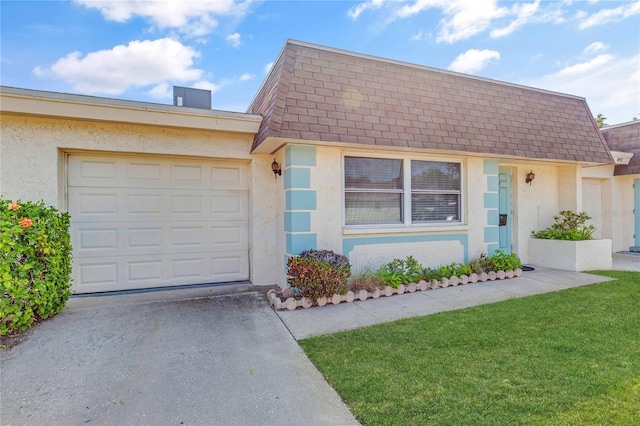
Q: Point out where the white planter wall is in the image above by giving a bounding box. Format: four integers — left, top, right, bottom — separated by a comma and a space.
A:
528, 238, 612, 271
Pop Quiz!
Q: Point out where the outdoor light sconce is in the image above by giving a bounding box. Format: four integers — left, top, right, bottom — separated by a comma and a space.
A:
271, 158, 282, 179
525, 170, 536, 185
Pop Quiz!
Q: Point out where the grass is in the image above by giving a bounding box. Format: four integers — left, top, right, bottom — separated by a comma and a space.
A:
300, 271, 640, 425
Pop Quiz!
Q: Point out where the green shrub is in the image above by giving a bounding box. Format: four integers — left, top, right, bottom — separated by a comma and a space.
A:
423, 262, 474, 280
1, 199, 73, 336
437, 263, 457, 279
287, 249, 351, 302
454, 262, 473, 276
377, 256, 423, 288
532, 210, 595, 241
487, 250, 522, 271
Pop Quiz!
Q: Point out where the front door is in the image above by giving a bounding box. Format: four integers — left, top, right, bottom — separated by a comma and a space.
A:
498, 168, 512, 253
635, 179, 640, 249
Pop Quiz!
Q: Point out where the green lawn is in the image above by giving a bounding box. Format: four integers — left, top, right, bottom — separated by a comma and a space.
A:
300, 271, 640, 425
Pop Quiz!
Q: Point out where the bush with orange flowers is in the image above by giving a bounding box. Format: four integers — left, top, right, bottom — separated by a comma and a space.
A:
1, 199, 72, 336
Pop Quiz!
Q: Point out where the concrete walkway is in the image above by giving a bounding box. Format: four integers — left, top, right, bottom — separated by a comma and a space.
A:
277, 267, 616, 340
612, 252, 640, 271
1, 288, 358, 426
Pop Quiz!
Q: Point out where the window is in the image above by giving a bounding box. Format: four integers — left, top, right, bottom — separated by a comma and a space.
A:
411, 160, 461, 223
344, 157, 403, 225
344, 156, 462, 226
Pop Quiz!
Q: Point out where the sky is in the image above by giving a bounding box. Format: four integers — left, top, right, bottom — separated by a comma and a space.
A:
1, 0, 639, 125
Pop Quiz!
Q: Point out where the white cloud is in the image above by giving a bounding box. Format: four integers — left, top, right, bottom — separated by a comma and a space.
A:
264, 61, 274, 73
554, 54, 614, 77
411, 30, 423, 41
448, 49, 500, 74
73, 0, 251, 36
193, 80, 222, 92
148, 82, 172, 99
584, 41, 607, 54
350, 0, 560, 43
523, 53, 640, 124
226, 32, 241, 47
490, 0, 540, 38
578, 1, 640, 29
574, 10, 587, 20
33, 38, 204, 95
348, 0, 385, 20
239, 73, 254, 81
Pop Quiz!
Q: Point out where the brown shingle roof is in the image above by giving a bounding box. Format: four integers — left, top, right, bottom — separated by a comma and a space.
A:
248, 40, 612, 164
601, 121, 640, 175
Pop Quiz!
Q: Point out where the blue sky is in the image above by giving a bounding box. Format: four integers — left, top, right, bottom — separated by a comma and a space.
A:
1, 0, 639, 124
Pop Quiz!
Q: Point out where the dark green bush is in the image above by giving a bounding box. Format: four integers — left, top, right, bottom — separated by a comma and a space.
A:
532, 210, 595, 241
287, 249, 351, 302
1, 199, 73, 336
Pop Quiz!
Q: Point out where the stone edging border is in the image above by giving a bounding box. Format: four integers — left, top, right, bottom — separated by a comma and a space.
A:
268, 268, 523, 311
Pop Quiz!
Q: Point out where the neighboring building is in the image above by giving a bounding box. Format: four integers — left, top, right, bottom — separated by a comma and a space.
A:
1, 40, 616, 293
589, 121, 639, 252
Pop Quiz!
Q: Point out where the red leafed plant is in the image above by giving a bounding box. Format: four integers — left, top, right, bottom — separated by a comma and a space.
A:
286, 250, 351, 303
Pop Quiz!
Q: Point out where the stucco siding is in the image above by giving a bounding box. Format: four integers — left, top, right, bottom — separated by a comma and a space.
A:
1, 115, 254, 205
610, 175, 637, 252
313, 146, 344, 253
1, 114, 278, 286
275, 144, 576, 275
496, 164, 560, 263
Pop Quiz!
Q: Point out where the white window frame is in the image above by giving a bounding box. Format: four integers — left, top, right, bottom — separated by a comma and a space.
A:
342, 153, 466, 232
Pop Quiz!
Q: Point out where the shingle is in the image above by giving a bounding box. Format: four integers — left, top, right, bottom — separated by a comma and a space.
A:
247, 41, 613, 164
601, 121, 640, 175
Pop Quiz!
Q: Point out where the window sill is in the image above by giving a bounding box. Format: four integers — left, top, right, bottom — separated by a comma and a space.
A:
342, 224, 469, 236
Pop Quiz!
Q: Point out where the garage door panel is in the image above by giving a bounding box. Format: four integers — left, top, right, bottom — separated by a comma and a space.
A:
73, 221, 248, 258
76, 262, 119, 287
69, 188, 248, 222
128, 227, 164, 248
69, 154, 249, 293
69, 155, 248, 190
73, 251, 249, 293
78, 228, 119, 250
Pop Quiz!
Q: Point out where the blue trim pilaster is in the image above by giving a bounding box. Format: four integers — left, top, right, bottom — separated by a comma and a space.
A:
483, 159, 499, 254
284, 146, 317, 260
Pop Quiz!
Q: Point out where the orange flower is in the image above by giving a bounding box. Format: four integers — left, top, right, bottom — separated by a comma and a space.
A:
19, 218, 33, 228
8, 203, 20, 210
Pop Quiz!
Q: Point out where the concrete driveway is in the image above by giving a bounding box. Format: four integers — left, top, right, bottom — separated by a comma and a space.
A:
1, 287, 358, 426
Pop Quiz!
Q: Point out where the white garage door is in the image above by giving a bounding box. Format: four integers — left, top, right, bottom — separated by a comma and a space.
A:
68, 154, 249, 293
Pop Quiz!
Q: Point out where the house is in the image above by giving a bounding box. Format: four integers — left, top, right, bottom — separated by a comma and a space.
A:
583, 121, 639, 252
0, 40, 616, 293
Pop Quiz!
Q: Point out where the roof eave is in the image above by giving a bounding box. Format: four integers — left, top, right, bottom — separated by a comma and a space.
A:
0, 86, 262, 134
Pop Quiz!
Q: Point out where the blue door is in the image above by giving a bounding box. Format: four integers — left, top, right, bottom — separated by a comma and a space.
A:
635, 179, 640, 249
498, 168, 512, 253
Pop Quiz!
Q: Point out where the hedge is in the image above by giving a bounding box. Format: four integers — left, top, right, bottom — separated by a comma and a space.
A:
1, 199, 73, 335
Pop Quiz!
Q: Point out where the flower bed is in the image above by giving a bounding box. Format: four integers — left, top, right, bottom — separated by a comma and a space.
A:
268, 268, 523, 311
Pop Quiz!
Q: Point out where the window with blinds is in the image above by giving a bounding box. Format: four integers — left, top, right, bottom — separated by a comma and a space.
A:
344, 156, 462, 226
344, 157, 403, 224
411, 160, 461, 223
